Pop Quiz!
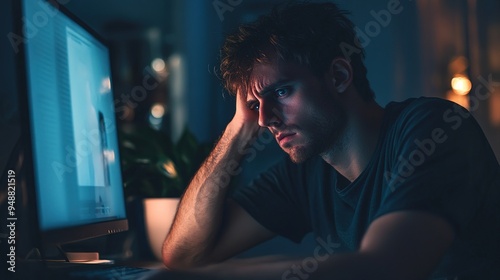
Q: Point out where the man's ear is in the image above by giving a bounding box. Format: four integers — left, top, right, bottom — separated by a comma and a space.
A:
328, 58, 353, 93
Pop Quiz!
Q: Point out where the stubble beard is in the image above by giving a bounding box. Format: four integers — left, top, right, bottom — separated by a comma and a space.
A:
287, 105, 347, 164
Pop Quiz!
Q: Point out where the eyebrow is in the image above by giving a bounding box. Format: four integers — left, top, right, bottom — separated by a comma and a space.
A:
245, 78, 294, 108
257, 79, 293, 97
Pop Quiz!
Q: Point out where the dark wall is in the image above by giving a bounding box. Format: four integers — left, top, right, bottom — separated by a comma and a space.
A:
0, 0, 21, 174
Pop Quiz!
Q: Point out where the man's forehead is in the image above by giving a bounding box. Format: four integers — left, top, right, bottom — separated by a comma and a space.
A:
244, 64, 273, 101
250, 63, 280, 86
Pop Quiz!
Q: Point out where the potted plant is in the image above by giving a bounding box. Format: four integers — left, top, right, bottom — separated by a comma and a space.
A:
118, 124, 211, 260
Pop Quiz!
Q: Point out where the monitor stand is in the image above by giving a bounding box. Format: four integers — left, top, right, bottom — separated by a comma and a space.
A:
64, 252, 113, 264
20, 246, 117, 279
55, 245, 113, 264
34, 245, 114, 264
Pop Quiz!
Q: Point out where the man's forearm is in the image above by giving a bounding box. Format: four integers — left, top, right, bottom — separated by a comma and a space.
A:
162, 124, 252, 268
148, 254, 394, 280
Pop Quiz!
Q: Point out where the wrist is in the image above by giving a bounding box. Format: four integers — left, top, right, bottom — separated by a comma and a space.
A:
225, 119, 260, 148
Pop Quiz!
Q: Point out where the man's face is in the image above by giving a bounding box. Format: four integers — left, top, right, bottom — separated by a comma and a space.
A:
246, 61, 347, 163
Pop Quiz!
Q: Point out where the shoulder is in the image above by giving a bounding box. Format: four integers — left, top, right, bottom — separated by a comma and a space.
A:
382, 97, 498, 179
387, 97, 465, 128
381, 97, 499, 183
384, 97, 481, 142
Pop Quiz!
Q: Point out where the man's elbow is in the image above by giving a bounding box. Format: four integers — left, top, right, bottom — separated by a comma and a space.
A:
162, 247, 194, 270
162, 257, 191, 271
162, 243, 213, 270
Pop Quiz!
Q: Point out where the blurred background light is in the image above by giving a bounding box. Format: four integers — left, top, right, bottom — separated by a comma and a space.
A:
451, 75, 472, 95
150, 103, 165, 119
149, 103, 165, 129
446, 90, 469, 109
151, 58, 166, 73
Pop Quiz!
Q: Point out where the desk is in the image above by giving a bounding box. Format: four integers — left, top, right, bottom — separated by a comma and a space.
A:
15, 256, 293, 279
141, 255, 298, 280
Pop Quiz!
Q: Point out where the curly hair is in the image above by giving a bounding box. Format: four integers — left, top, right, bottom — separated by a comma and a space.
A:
220, 1, 374, 101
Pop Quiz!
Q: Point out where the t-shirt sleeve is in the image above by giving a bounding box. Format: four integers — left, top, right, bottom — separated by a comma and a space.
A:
231, 158, 312, 243
376, 98, 500, 234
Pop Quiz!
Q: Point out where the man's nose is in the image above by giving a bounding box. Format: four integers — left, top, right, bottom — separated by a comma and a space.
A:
258, 101, 282, 128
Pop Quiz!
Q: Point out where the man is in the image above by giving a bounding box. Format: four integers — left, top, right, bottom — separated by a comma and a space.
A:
162, 2, 500, 279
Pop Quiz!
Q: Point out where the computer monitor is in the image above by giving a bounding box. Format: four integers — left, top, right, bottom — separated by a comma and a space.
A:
16, 0, 128, 250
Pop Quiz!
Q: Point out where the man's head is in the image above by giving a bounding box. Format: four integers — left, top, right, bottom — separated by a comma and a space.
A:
220, 2, 375, 163
220, 1, 374, 101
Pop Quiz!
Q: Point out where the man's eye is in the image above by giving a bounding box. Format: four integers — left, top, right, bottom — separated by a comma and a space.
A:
250, 103, 260, 111
274, 88, 289, 98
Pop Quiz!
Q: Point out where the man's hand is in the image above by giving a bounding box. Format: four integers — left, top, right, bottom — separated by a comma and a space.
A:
227, 90, 262, 146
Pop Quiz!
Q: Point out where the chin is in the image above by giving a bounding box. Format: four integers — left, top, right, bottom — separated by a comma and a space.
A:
287, 146, 315, 164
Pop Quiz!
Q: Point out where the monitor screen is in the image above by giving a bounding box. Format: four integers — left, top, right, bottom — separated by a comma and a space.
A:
19, 0, 128, 246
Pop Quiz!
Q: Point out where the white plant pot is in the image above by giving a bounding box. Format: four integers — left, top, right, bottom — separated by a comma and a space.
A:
143, 198, 180, 261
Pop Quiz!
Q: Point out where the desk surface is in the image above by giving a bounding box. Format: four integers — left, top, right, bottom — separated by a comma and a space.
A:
15, 256, 293, 280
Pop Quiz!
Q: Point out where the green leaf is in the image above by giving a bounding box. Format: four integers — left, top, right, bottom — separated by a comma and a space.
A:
118, 124, 211, 199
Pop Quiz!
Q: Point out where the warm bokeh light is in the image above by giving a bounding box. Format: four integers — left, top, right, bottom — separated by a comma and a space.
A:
151, 58, 166, 72
446, 90, 469, 109
490, 88, 500, 125
162, 160, 178, 178
451, 75, 472, 96
150, 103, 165, 119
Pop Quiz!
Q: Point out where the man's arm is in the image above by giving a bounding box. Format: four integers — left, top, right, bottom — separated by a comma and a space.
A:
162, 93, 276, 269
308, 210, 455, 280
205, 211, 454, 280
152, 211, 454, 279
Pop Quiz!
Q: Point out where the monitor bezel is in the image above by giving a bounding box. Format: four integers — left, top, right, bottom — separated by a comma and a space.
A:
14, 0, 129, 248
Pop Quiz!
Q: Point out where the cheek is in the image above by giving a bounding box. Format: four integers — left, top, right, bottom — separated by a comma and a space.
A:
280, 96, 320, 127
280, 96, 306, 123
304, 101, 340, 133
279, 84, 333, 125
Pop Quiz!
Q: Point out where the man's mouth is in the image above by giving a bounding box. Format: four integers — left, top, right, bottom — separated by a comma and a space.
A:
276, 132, 296, 145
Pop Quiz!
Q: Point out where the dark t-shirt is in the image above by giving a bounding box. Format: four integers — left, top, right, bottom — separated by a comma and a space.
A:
232, 97, 500, 279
